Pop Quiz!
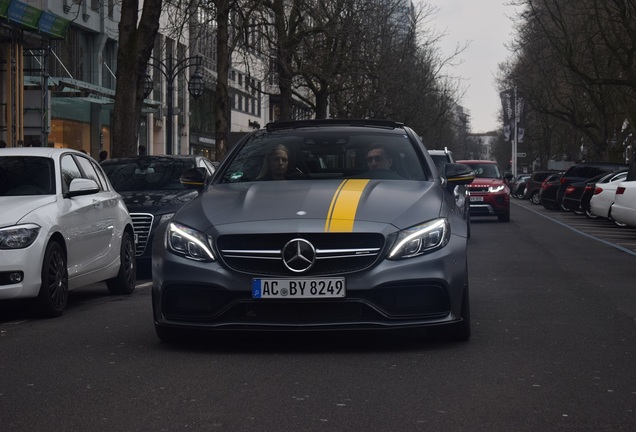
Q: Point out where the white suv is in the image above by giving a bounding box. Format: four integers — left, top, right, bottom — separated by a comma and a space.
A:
0, 147, 136, 317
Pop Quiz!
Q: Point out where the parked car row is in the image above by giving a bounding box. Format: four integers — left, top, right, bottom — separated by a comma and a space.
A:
516, 161, 636, 229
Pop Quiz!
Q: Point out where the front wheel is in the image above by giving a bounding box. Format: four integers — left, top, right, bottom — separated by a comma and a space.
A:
529, 191, 540, 205
106, 230, 136, 295
36, 241, 68, 317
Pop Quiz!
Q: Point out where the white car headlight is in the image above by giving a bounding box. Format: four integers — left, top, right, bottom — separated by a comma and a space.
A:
0, 224, 41, 249
489, 185, 506, 193
167, 222, 215, 261
388, 219, 450, 260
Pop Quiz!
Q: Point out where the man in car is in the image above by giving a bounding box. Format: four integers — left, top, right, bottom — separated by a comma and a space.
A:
366, 144, 393, 170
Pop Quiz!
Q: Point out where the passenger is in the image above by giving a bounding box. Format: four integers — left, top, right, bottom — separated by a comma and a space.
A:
257, 144, 290, 180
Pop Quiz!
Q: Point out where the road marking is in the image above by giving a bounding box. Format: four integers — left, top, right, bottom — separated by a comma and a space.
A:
513, 201, 636, 257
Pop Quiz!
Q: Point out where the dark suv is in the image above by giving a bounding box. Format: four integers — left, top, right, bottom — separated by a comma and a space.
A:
539, 162, 628, 210
457, 159, 510, 222
525, 170, 561, 204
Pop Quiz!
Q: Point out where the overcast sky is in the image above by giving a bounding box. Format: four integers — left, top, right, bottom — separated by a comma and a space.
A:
423, 0, 519, 133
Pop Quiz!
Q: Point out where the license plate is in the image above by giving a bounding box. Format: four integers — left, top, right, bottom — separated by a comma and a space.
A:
252, 278, 346, 299
470, 196, 484, 202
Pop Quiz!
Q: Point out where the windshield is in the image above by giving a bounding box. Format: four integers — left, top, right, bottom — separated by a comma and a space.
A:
102, 158, 195, 192
0, 156, 55, 196
462, 162, 502, 179
219, 129, 426, 183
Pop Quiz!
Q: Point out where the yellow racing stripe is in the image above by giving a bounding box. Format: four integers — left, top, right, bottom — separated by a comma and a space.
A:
325, 179, 370, 232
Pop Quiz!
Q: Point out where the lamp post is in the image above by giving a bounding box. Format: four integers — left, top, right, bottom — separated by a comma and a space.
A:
143, 55, 205, 155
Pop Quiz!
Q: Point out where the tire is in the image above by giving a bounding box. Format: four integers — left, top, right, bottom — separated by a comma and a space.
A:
106, 230, 137, 295
529, 191, 540, 205
585, 209, 598, 219
609, 206, 627, 227
36, 241, 68, 318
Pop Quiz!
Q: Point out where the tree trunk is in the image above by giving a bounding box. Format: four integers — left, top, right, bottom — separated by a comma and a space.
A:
112, 0, 162, 157
215, 0, 230, 160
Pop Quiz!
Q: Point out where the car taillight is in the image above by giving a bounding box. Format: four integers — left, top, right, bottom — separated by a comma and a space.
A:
560, 177, 567, 184
594, 187, 603, 195
584, 185, 593, 192
565, 186, 575, 195
616, 187, 626, 195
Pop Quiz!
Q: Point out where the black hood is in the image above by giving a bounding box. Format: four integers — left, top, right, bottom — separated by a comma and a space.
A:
119, 189, 199, 215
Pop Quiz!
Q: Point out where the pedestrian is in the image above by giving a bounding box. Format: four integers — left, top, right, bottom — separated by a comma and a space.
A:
0, 140, 6, 148
139, 145, 147, 156
99, 150, 108, 162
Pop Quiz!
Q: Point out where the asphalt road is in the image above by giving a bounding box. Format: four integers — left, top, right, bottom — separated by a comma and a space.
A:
1, 201, 635, 432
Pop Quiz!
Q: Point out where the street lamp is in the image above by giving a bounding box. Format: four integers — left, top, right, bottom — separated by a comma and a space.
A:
143, 55, 204, 155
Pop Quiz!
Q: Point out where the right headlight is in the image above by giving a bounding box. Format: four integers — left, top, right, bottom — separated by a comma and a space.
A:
388, 218, 450, 260
0, 224, 41, 249
166, 222, 215, 262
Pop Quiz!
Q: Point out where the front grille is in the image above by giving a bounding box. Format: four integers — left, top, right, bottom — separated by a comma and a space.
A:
467, 185, 489, 193
130, 213, 154, 256
217, 233, 385, 276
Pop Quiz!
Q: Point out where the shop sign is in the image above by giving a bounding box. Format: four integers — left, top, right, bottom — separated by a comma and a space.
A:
8, 0, 42, 31
39, 11, 70, 39
0, 0, 10, 19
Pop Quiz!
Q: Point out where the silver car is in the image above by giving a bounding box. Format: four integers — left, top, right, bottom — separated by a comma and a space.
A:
152, 120, 474, 342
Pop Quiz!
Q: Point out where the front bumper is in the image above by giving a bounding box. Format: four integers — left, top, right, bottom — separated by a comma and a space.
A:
152, 234, 468, 332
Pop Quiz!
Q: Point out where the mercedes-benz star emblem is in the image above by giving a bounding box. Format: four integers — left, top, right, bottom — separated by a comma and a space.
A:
282, 238, 316, 273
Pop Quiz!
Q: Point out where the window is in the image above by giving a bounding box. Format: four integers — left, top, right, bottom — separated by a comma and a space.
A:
61, 155, 83, 191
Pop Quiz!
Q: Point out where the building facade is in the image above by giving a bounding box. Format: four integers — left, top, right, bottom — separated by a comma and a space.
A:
0, 0, 278, 160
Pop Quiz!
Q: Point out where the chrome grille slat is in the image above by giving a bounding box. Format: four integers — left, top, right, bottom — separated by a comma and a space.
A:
217, 233, 385, 276
130, 213, 154, 256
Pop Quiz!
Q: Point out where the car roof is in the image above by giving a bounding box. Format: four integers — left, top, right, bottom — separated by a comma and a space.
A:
265, 119, 405, 131
102, 155, 198, 163
0, 147, 87, 157
456, 159, 498, 164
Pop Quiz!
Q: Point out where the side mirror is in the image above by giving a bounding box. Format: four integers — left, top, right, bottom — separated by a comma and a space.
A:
180, 167, 208, 190
65, 178, 100, 198
445, 163, 475, 186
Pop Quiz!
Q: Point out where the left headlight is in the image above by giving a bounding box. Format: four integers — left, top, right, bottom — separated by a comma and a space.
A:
388, 219, 450, 260
166, 222, 215, 262
0, 224, 41, 249
489, 185, 507, 193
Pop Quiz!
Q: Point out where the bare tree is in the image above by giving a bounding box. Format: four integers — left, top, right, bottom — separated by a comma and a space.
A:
112, 0, 163, 157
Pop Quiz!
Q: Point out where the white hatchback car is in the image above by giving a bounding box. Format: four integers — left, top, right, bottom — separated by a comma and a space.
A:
0, 147, 136, 317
